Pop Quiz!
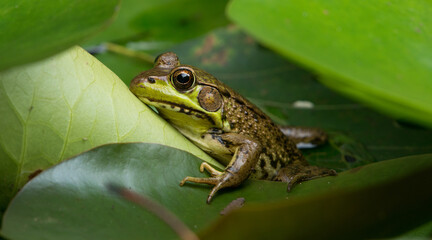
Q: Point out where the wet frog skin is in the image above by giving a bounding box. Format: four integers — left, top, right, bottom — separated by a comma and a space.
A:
130, 52, 336, 203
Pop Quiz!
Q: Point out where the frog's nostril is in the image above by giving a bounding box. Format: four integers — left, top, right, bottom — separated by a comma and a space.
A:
148, 77, 156, 84
131, 77, 145, 88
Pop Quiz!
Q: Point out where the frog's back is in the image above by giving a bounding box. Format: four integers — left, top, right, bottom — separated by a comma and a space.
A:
222, 89, 306, 180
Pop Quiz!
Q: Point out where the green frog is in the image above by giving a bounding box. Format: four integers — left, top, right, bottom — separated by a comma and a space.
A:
130, 52, 336, 203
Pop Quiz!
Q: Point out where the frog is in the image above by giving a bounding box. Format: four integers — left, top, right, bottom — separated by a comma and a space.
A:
129, 52, 336, 203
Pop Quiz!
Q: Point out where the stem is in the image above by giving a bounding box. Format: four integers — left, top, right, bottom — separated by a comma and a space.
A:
107, 183, 199, 240
105, 42, 154, 64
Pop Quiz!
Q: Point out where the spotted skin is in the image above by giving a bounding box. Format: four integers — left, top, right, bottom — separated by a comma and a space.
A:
222, 96, 305, 180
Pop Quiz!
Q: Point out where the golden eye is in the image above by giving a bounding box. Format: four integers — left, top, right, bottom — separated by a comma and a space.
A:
171, 68, 195, 91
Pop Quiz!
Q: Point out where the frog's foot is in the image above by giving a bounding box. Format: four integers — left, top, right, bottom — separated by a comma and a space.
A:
180, 133, 262, 204
276, 163, 337, 191
180, 171, 237, 204
179, 162, 226, 203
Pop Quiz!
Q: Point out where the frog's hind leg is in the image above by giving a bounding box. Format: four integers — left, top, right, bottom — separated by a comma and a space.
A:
276, 160, 337, 191
279, 126, 327, 148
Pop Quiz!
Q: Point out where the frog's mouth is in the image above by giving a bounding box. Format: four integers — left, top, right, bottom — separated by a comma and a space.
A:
140, 97, 215, 123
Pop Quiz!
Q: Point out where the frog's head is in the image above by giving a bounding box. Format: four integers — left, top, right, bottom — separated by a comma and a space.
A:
130, 52, 227, 133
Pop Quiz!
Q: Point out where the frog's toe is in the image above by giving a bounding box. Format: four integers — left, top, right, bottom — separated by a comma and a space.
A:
199, 162, 223, 177
179, 177, 189, 186
180, 172, 237, 203
180, 176, 219, 186
207, 182, 224, 203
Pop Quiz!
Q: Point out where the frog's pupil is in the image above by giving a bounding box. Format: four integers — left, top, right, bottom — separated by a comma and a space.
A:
177, 73, 190, 83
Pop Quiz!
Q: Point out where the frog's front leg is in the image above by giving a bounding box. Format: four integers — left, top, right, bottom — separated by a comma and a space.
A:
180, 133, 262, 203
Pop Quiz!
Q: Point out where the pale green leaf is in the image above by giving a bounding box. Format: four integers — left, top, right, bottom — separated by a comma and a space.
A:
0, 46, 219, 211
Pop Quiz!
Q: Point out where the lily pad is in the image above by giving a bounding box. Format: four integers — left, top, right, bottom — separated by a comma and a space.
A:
2, 143, 431, 239
0, 0, 119, 71
227, 0, 432, 128
1, 143, 287, 240
0, 46, 217, 212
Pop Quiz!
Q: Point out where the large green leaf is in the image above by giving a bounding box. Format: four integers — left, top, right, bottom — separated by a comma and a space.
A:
1, 143, 286, 240
2, 143, 431, 239
0, 0, 119, 71
0, 46, 217, 212
227, 0, 432, 128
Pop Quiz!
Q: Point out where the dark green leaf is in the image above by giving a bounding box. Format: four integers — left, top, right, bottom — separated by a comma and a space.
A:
0, 143, 287, 240
227, 0, 432, 128
0, 0, 119, 71
2, 143, 431, 239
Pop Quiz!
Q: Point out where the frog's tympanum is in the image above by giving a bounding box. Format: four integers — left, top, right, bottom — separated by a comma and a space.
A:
130, 52, 336, 203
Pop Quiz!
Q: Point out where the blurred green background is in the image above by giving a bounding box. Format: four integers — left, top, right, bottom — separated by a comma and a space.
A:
1, 0, 431, 239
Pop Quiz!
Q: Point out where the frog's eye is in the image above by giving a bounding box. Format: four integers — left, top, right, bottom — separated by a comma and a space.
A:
171, 68, 195, 91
